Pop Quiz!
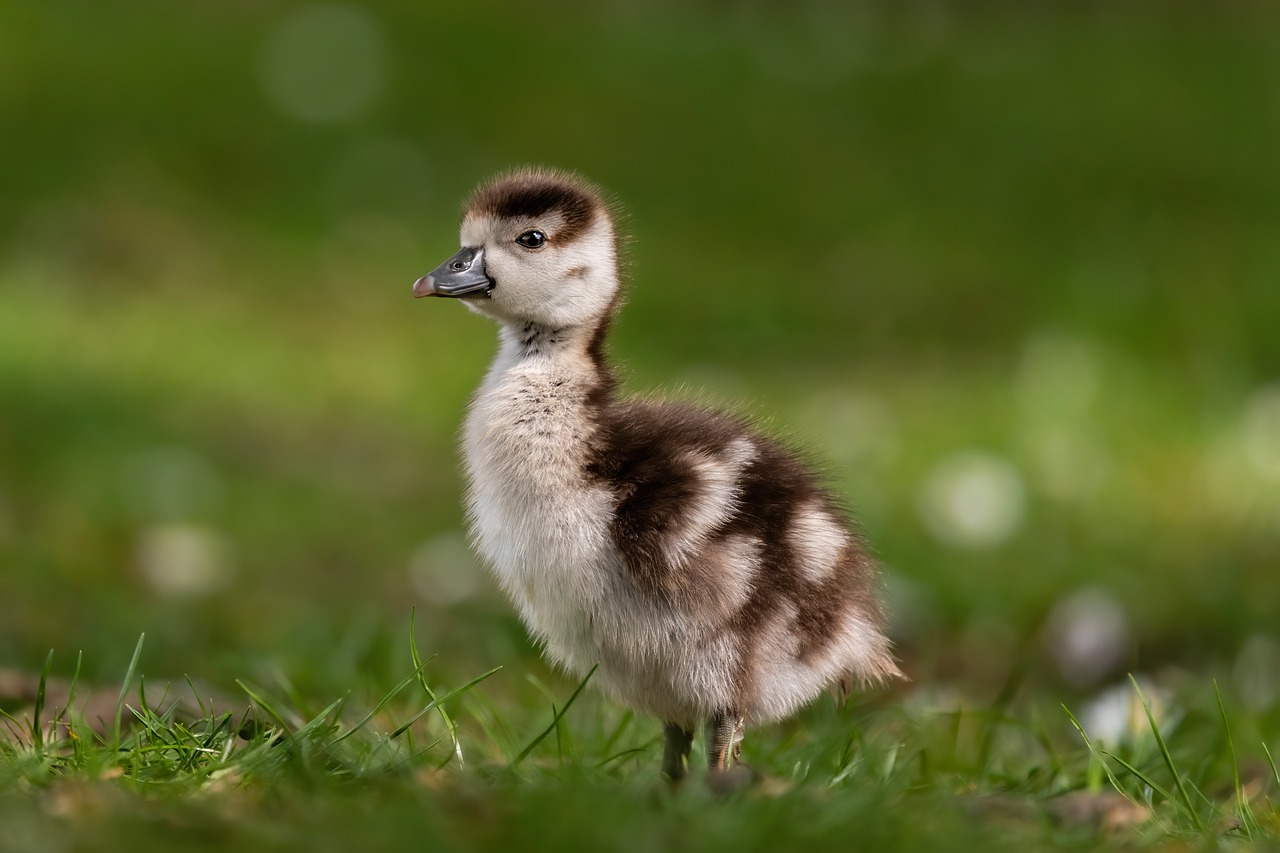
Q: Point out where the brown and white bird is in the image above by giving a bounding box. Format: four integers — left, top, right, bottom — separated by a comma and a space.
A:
413, 167, 901, 781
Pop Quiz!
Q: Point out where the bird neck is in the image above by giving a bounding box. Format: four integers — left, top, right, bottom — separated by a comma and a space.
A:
497, 320, 583, 361
491, 313, 618, 402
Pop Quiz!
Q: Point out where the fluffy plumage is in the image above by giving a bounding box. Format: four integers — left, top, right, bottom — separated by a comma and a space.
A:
417, 167, 901, 779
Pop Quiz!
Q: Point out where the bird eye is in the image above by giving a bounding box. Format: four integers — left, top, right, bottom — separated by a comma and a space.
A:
516, 230, 546, 249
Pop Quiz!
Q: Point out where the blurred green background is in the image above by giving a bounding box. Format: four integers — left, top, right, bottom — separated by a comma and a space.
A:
1, 0, 1277, 712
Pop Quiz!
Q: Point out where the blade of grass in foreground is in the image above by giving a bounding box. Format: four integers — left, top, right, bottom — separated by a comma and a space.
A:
31, 650, 53, 754
1062, 705, 1144, 808
408, 608, 464, 768
290, 697, 346, 742
235, 681, 346, 775
1215, 679, 1257, 839
113, 634, 146, 751
1103, 752, 1179, 812
64, 651, 85, 764
1264, 743, 1280, 790
1128, 674, 1206, 832
331, 658, 433, 745
512, 664, 597, 768
389, 666, 502, 739
601, 709, 635, 758
525, 674, 573, 763
183, 674, 210, 719
235, 679, 294, 738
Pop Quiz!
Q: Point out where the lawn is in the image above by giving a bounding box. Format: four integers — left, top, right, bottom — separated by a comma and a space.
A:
1, 2, 1278, 849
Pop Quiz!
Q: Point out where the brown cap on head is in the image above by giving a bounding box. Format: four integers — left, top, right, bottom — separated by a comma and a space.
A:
465, 166, 608, 244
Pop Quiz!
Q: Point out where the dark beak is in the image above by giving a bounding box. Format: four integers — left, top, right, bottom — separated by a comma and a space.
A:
413, 246, 494, 298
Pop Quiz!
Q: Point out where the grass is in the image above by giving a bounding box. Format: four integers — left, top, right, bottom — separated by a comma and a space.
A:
3, 1, 1280, 848
2, 632, 1277, 852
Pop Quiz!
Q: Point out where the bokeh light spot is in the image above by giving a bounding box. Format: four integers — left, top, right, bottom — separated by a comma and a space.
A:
135, 523, 235, 599
1080, 677, 1172, 746
1043, 585, 1130, 687
1202, 383, 1280, 522
918, 451, 1026, 548
1242, 384, 1280, 483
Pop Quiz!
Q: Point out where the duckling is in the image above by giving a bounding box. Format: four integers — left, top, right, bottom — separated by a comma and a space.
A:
412, 167, 902, 781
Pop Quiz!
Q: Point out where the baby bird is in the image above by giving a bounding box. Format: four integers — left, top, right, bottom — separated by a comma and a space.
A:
413, 167, 901, 781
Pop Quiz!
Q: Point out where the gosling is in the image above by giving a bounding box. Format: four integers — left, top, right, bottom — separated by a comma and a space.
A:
413, 167, 901, 781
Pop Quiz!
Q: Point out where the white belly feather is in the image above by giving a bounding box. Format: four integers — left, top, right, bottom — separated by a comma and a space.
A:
462, 356, 616, 677
461, 352, 741, 725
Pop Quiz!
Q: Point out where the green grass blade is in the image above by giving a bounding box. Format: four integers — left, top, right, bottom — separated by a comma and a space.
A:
113, 634, 146, 751
331, 658, 432, 745
598, 746, 647, 768
408, 608, 463, 767
64, 650, 83, 721
0, 710, 26, 753
235, 679, 296, 742
1214, 679, 1256, 838
1127, 674, 1205, 831
293, 697, 346, 740
186, 713, 232, 771
550, 703, 562, 763
65, 650, 85, 761
1062, 704, 1144, 809
1030, 708, 1066, 786
524, 674, 573, 765
1263, 742, 1279, 791
512, 664, 597, 767
1103, 751, 1179, 809
601, 709, 634, 757
137, 674, 150, 717
390, 666, 502, 739
183, 674, 210, 719
31, 650, 53, 754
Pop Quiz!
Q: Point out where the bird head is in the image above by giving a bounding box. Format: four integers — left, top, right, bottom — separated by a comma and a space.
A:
414, 167, 621, 330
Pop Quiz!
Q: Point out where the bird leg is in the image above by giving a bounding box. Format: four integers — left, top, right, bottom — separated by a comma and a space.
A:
661, 722, 695, 782
705, 710, 745, 772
